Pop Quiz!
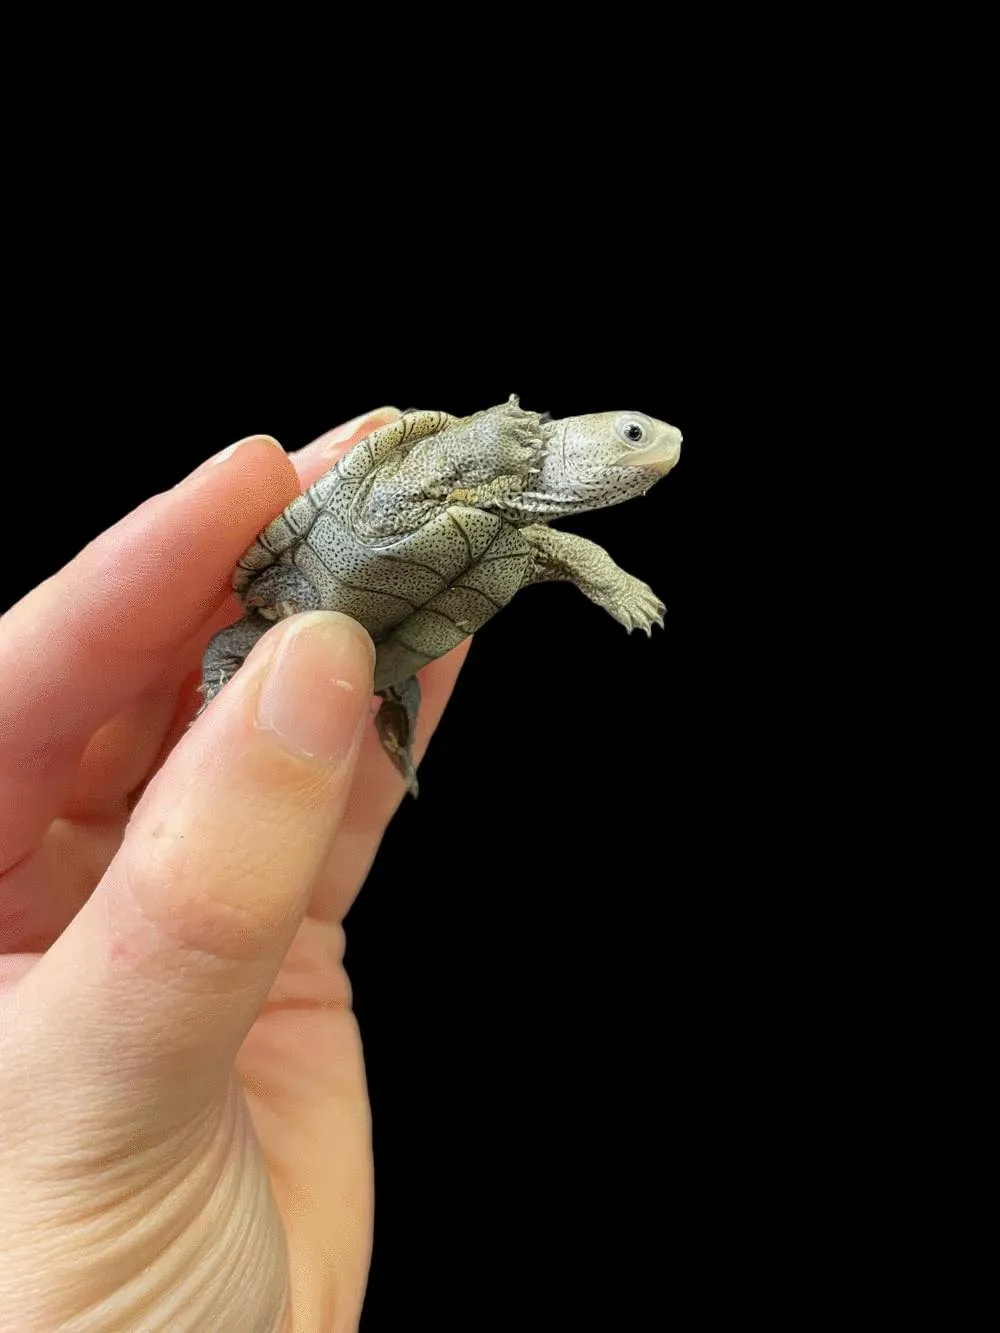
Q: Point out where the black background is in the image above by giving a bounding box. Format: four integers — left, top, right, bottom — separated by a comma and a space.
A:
6, 287, 773, 1326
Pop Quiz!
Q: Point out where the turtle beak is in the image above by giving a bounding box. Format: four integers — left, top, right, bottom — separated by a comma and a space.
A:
643, 424, 683, 474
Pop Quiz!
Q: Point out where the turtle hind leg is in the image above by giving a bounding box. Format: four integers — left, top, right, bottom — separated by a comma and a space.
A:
199, 613, 273, 711
199, 568, 321, 714
242, 564, 320, 620
375, 676, 422, 798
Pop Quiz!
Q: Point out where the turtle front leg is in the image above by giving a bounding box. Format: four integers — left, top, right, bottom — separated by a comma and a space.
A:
375, 676, 422, 798
521, 525, 665, 634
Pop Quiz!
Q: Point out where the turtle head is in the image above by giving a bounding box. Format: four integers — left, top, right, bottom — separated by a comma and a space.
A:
558, 411, 682, 482
517, 410, 682, 519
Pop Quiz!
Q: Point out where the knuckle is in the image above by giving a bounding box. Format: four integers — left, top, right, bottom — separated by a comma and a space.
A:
121, 810, 300, 967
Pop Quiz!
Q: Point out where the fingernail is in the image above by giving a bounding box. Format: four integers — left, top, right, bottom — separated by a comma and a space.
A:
256, 612, 375, 762
194, 434, 285, 474
292, 408, 401, 461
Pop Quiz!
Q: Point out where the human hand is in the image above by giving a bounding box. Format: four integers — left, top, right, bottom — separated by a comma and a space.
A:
0, 409, 468, 1331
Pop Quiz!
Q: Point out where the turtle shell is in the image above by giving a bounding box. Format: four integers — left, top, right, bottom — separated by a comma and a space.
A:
231, 408, 534, 693
233, 409, 453, 597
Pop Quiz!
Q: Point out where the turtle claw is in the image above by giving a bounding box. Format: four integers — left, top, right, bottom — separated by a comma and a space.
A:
375, 676, 422, 799
612, 579, 666, 635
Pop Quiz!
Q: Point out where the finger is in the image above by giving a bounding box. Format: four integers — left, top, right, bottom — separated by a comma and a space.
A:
0, 953, 38, 993
67, 407, 404, 811
0, 435, 301, 872
0, 815, 121, 956
2, 608, 245, 951
140, 609, 470, 928
15, 611, 374, 1132
289, 406, 401, 486
67, 593, 248, 817
138, 633, 471, 930
2, 410, 406, 955
64, 683, 184, 820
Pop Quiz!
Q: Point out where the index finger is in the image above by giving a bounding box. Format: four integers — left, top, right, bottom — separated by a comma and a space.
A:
0, 435, 300, 873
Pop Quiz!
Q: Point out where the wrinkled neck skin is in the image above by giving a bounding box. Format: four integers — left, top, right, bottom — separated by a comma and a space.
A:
504, 420, 661, 525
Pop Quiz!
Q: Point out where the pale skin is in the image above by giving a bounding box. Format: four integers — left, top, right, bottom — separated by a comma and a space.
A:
0, 408, 466, 1332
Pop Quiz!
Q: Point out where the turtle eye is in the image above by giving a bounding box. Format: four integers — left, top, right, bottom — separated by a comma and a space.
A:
617, 418, 647, 447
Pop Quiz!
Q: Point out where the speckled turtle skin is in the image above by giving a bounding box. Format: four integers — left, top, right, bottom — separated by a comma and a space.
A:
201, 396, 682, 793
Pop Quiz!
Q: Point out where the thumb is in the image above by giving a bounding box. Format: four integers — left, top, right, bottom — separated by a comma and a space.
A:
17, 611, 374, 1132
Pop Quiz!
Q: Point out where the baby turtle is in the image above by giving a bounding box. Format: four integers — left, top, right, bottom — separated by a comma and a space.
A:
201, 396, 682, 793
